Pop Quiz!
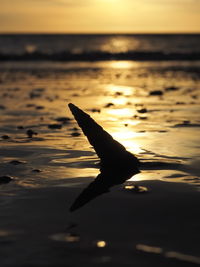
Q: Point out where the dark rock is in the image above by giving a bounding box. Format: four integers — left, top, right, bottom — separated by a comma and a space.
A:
32, 169, 42, 173
139, 116, 148, 120
17, 126, 24, 130
133, 115, 138, 118
26, 129, 38, 138
1, 135, 10, 140
115, 92, 123, 96
104, 103, 114, 108
29, 92, 41, 99
88, 108, 101, 113
55, 117, 71, 123
0, 105, 6, 110
35, 106, 45, 110
137, 108, 147, 113
0, 175, 13, 184
26, 104, 35, 108
176, 101, 185, 105
48, 124, 62, 129
70, 127, 79, 131
71, 132, 81, 137
149, 90, 163, 96
9, 160, 26, 165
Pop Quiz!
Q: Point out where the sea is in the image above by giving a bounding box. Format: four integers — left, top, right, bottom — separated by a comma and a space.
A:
0, 34, 200, 61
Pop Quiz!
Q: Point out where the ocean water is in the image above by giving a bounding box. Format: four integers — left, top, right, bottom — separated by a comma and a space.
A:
0, 34, 200, 60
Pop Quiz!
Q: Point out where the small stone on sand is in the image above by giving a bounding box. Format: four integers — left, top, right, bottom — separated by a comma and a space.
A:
26, 129, 37, 138
1, 135, 10, 140
104, 103, 114, 108
71, 132, 81, 137
9, 160, 26, 165
149, 90, 163, 96
137, 108, 147, 113
0, 176, 13, 184
55, 117, 71, 123
48, 124, 62, 129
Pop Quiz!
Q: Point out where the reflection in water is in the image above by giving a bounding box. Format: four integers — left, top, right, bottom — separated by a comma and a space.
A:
124, 184, 148, 193
50, 233, 80, 243
108, 61, 138, 69
136, 244, 163, 254
136, 244, 200, 265
106, 108, 133, 117
68, 103, 140, 212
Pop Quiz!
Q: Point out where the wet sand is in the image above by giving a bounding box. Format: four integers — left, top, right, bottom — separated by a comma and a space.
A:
0, 180, 199, 266
0, 60, 200, 266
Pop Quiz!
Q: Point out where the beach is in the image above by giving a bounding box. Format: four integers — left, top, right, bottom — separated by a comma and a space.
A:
0, 34, 200, 266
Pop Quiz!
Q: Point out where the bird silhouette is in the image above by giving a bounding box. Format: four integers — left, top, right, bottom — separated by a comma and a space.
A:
68, 103, 140, 212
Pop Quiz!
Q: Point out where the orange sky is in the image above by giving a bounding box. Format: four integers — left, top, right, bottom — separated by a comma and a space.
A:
0, 0, 200, 33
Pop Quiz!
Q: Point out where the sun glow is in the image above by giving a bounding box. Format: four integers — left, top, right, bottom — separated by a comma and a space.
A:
108, 61, 138, 69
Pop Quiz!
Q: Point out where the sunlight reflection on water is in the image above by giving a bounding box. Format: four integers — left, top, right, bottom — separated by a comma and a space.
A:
0, 59, 199, 189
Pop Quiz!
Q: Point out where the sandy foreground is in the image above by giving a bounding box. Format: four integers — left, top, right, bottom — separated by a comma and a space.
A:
0, 179, 199, 266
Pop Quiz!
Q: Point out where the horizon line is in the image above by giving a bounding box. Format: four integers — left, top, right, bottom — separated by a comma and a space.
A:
0, 32, 200, 35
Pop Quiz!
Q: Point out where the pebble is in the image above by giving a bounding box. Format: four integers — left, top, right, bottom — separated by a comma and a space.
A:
17, 126, 24, 130
104, 103, 114, 108
88, 108, 101, 113
115, 92, 123, 96
35, 106, 45, 110
0, 176, 13, 184
55, 117, 71, 124
1, 135, 10, 140
26, 104, 35, 108
71, 132, 81, 137
0, 105, 6, 110
32, 169, 42, 173
176, 101, 185, 105
137, 108, 147, 113
29, 92, 41, 99
139, 116, 148, 120
149, 90, 163, 96
9, 160, 26, 165
48, 124, 62, 129
26, 129, 38, 138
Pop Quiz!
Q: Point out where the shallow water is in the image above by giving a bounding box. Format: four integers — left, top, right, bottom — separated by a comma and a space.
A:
0, 59, 200, 266
0, 60, 200, 190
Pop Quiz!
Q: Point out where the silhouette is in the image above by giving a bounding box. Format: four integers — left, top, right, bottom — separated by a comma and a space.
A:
68, 103, 140, 212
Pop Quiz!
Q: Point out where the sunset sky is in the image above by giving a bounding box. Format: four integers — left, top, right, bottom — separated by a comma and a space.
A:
0, 0, 200, 33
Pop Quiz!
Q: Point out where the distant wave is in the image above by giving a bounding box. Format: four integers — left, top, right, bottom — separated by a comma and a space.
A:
0, 51, 200, 61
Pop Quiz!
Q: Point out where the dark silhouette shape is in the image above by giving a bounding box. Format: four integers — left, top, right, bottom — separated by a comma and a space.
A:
68, 103, 140, 212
